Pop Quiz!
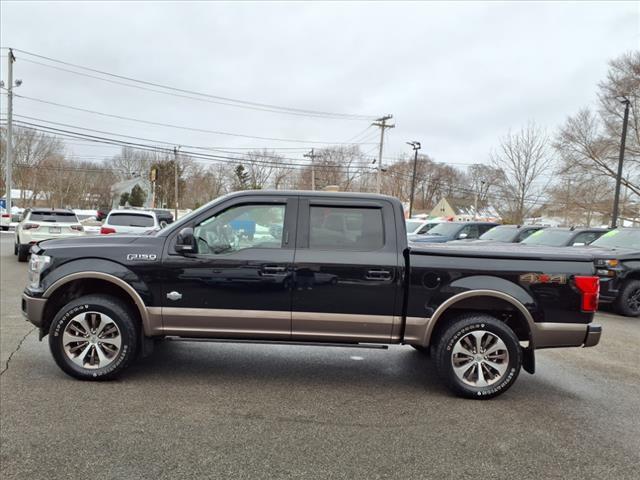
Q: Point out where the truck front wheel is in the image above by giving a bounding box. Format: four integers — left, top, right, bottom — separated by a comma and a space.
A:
48, 295, 139, 380
614, 280, 640, 317
434, 314, 522, 399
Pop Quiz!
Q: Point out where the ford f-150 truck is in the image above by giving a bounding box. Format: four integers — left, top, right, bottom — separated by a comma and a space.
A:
22, 191, 602, 399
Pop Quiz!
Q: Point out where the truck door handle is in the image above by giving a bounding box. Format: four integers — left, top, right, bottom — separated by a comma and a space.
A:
262, 265, 287, 276
365, 269, 392, 281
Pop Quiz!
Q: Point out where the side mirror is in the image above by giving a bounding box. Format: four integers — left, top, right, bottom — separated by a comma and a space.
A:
458, 233, 468, 239
175, 227, 196, 254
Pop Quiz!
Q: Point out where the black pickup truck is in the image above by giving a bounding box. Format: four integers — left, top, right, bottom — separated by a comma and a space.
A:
22, 191, 602, 399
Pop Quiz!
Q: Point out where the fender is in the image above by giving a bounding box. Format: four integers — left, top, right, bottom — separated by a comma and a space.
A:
422, 289, 537, 347
447, 275, 536, 310
39, 259, 155, 335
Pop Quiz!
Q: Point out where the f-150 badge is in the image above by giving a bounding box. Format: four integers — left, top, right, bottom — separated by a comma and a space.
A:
126, 254, 158, 261
520, 273, 566, 284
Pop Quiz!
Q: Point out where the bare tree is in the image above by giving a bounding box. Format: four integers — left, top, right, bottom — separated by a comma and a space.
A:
490, 122, 553, 223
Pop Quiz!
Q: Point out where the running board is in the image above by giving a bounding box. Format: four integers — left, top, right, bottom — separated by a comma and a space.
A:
166, 337, 389, 350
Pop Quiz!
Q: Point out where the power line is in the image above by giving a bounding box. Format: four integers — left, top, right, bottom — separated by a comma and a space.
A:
6, 92, 378, 145
1, 119, 377, 173
9, 48, 378, 120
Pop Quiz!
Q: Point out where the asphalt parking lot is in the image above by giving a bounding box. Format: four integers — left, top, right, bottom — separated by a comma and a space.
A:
1, 233, 639, 480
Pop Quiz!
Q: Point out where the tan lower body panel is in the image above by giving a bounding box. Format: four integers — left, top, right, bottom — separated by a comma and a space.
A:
154, 307, 291, 339
148, 307, 396, 342
292, 311, 396, 343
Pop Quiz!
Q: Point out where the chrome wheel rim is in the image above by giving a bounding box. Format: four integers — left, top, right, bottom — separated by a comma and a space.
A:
451, 330, 509, 387
62, 312, 121, 369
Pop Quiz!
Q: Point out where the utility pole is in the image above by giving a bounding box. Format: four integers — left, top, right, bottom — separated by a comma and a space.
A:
173, 146, 180, 220
373, 115, 394, 194
303, 148, 319, 190
4, 49, 16, 212
406, 141, 421, 217
611, 96, 631, 229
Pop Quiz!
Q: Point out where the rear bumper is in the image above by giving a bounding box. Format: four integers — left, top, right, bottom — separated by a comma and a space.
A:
21, 293, 47, 328
584, 324, 602, 347
533, 322, 601, 349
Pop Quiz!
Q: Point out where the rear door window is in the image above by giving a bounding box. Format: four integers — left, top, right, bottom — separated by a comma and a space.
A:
108, 213, 155, 227
309, 206, 384, 251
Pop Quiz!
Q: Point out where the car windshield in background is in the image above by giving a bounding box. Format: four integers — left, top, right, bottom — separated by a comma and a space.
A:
108, 213, 155, 227
521, 229, 573, 247
29, 212, 78, 223
591, 230, 640, 249
479, 226, 517, 242
425, 222, 461, 236
406, 220, 422, 232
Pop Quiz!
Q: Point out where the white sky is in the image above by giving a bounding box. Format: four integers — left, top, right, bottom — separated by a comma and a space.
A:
1, 1, 638, 173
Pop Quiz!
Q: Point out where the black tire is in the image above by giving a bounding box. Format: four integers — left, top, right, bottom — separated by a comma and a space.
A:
434, 314, 522, 399
614, 280, 640, 317
17, 244, 29, 262
14, 241, 18, 255
48, 294, 139, 380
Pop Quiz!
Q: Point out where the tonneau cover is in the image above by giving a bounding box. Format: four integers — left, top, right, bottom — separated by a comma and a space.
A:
409, 243, 596, 262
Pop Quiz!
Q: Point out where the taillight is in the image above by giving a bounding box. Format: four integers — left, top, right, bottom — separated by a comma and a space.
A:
70, 224, 84, 231
574, 276, 600, 313
1, 214, 10, 218
100, 226, 116, 235
23, 223, 40, 230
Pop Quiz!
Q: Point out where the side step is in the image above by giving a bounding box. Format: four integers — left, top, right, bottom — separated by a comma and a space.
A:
165, 337, 389, 350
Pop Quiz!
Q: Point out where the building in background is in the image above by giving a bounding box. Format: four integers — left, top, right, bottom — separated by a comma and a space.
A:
110, 177, 151, 209
428, 198, 501, 222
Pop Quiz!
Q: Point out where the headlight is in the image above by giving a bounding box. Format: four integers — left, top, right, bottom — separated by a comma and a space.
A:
595, 259, 619, 268
27, 254, 51, 290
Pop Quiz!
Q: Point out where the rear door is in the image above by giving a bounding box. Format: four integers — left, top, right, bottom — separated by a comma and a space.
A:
291, 197, 402, 343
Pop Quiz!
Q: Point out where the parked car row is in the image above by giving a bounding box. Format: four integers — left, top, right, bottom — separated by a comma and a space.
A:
406, 219, 639, 317
13, 208, 174, 262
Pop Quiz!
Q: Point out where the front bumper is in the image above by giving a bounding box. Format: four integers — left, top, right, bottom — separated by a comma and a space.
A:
21, 293, 47, 328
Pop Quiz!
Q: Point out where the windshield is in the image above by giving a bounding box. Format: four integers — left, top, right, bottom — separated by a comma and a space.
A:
591, 229, 640, 249
108, 213, 155, 227
28, 211, 78, 223
479, 226, 517, 242
425, 222, 462, 237
521, 229, 573, 247
405, 220, 422, 232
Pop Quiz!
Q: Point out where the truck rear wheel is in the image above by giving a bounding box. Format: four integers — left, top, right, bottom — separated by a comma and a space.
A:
48, 294, 139, 380
614, 280, 640, 317
434, 314, 522, 399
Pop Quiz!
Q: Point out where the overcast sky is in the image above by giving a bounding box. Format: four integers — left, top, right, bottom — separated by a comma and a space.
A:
1, 1, 638, 173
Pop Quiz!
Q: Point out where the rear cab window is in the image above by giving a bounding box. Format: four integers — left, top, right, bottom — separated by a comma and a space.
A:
107, 213, 156, 227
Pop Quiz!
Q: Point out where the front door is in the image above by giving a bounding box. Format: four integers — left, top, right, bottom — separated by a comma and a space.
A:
291, 198, 402, 343
161, 196, 297, 339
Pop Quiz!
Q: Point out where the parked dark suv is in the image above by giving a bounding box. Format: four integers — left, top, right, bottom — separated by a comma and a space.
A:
588, 229, 640, 317
408, 221, 498, 244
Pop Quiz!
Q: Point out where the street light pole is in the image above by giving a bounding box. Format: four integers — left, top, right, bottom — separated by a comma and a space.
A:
407, 141, 421, 217
611, 96, 631, 229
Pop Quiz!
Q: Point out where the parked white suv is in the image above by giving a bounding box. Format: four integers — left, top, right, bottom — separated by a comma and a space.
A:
1, 208, 11, 231
15, 208, 85, 262
101, 210, 159, 235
